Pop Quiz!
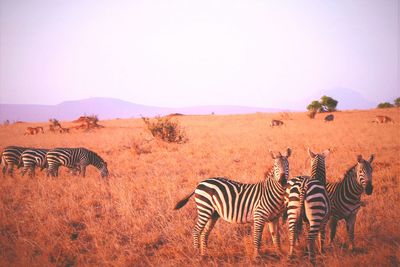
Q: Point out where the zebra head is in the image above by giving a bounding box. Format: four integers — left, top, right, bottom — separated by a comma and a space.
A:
100, 161, 109, 178
308, 148, 330, 184
356, 154, 374, 195
270, 148, 291, 186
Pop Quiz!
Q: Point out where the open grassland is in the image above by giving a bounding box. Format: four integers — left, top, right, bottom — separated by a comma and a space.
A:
0, 109, 399, 266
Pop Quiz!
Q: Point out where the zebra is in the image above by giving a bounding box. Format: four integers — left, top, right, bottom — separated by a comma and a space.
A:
287, 148, 331, 264
1, 146, 29, 177
20, 148, 49, 177
270, 120, 284, 127
174, 148, 291, 259
46, 148, 108, 178
326, 154, 374, 250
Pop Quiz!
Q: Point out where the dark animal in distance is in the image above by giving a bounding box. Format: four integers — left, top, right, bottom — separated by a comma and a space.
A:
324, 114, 334, 122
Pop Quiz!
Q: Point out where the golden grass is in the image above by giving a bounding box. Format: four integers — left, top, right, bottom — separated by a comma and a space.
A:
0, 108, 399, 266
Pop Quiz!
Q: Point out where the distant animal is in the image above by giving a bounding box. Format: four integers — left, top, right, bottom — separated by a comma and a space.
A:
24, 126, 44, 135
324, 114, 334, 122
270, 119, 284, 127
46, 147, 108, 178
1, 146, 29, 177
326, 154, 374, 250
20, 148, 49, 177
287, 148, 331, 264
174, 148, 291, 259
372, 115, 394, 124
59, 127, 70, 133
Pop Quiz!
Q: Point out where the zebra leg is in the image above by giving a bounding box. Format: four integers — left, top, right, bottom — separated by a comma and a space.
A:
200, 212, 219, 256
253, 216, 267, 259
345, 213, 357, 250
319, 222, 328, 254
307, 222, 320, 265
29, 166, 35, 178
329, 218, 338, 245
193, 206, 213, 252
81, 165, 87, 177
268, 218, 282, 253
21, 166, 28, 177
8, 163, 14, 177
2, 164, 6, 177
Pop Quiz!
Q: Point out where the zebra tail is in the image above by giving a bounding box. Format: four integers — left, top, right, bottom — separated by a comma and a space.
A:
174, 191, 195, 210
297, 180, 308, 237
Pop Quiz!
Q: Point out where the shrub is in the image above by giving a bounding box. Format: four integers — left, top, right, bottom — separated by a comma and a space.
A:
141, 116, 187, 143
377, 102, 394, 109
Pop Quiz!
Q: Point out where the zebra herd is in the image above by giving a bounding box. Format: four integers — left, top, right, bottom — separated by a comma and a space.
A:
175, 148, 374, 264
1, 146, 108, 178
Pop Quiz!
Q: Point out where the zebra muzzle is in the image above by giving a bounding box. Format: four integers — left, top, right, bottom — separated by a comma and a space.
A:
365, 183, 373, 195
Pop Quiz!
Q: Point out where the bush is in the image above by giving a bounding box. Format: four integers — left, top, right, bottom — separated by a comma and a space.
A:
141, 116, 187, 143
394, 97, 400, 107
377, 102, 394, 109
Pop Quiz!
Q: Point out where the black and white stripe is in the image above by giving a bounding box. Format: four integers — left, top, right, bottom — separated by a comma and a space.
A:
287, 149, 331, 264
174, 148, 291, 258
20, 149, 49, 177
46, 147, 108, 178
1, 146, 28, 177
326, 154, 374, 250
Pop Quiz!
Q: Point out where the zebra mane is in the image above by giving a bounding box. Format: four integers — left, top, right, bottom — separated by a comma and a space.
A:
341, 164, 358, 181
264, 166, 275, 180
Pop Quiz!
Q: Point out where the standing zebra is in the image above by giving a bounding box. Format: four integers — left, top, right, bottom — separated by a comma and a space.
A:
287, 148, 331, 264
1, 146, 28, 177
326, 154, 374, 250
20, 148, 49, 177
46, 148, 108, 178
174, 148, 291, 259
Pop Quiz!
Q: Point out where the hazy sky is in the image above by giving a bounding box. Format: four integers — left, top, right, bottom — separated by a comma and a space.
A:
0, 0, 398, 108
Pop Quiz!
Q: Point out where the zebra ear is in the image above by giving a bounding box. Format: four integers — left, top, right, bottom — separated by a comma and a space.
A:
285, 148, 292, 158
269, 150, 276, 159
308, 148, 316, 158
368, 154, 375, 163
357, 155, 363, 163
322, 149, 330, 158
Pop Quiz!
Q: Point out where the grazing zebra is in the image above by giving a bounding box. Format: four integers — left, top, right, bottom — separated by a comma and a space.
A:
324, 114, 334, 122
46, 148, 108, 178
372, 115, 394, 124
1, 146, 28, 177
24, 126, 44, 135
174, 148, 291, 259
287, 148, 331, 264
20, 149, 49, 177
270, 119, 284, 127
326, 155, 374, 250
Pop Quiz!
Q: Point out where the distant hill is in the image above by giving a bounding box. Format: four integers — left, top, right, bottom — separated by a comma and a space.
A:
0, 97, 284, 122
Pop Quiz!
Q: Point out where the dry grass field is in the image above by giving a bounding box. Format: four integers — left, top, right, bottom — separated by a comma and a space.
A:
0, 108, 399, 267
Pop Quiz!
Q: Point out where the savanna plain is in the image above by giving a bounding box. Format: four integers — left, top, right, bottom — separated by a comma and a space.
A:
0, 108, 399, 267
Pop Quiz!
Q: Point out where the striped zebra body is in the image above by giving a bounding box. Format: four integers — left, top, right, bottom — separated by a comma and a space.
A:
287, 149, 330, 264
326, 155, 374, 250
175, 148, 291, 258
46, 148, 108, 178
20, 149, 49, 177
1, 146, 28, 177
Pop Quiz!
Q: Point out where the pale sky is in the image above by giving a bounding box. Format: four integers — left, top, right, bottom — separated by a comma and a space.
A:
0, 0, 398, 109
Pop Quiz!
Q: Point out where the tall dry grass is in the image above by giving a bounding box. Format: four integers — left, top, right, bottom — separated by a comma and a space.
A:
0, 108, 399, 266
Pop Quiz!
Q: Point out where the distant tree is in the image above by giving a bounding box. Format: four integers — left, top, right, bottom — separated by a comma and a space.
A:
377, 102, 394, 109
307, 100, 322, 112
320, 95, 338, 112
394, 97, 400, 107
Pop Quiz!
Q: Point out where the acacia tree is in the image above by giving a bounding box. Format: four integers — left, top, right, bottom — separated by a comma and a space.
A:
377, 102, 394, 108
307, 95, 338, 112
395, 97, 400, 107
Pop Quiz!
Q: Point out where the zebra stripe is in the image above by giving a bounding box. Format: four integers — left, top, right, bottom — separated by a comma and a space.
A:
46, 147, 108, 178
287, 149, 331, 264
20, 149, 49, 177
174, 148, 291, 259
1, 146, 28, 177
326, 154, 374, 250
